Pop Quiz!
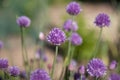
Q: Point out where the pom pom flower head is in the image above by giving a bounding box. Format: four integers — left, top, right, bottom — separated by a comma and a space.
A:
30, 69, 51, 80
66, 1, 82, 15
87, 58, 107, 78
63, 19, 78, 32
0, 58, 8, 69
108, 73, 120, 80
94, 13, 110, 27
17, 16, 31, 27
109, 60, 117, 70
69, 32, 82, 46
9, 66, 20, 77
47, 28, 66, 45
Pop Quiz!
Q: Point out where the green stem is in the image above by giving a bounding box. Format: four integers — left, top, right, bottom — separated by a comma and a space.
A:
70, 46, 75, 61
92, 28, 103, 58
51, 46, 59, 79
80, 75, 82, 80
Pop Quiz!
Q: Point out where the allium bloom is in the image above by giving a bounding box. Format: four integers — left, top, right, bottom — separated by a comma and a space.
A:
0, 58, 8, 69
69, 32, 82, 46
66, 1, 82, 15
94, 13, 110, 27
9, 66, 20, 77
109, 73, 120, 80
47, 28, 66, 45
78, 65, 85, 75
19, 71, 27, 79
109, 60, 117, 70
87, 58, 107, 78
63, 19, 78, 32
30, 69, 51, 80
17, 16, 31, 27
0, 41, 3, 49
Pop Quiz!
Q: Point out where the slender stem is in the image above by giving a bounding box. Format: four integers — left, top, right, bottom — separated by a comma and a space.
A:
20, 27, 26, 69
51, 46, 59, 79
96, 77, 98, 80
92, 28, 103, 58
70, 46, 75, 61
80, 75, 82, 80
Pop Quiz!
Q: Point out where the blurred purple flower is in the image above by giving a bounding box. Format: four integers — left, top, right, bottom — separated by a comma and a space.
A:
69, 32, 82, 46
19, 71, 27, 79
66, 1, 82, 15
109, 60, 117, 70
47, 28, 66, 45
30, 69, 51, 80
0, 41, 3, 49
74, 72, 86, 80
17, 16, 31, 27
87, 58, 107, 78
35, 49, 44, 59
0, 58, 8, 69
63, 19, 78, 32
69, 60, 77, 71
9, 66, 20, 77
78, 65, 85, 75
108, 73, 120, 80
42, 54, 48, 62
94, 13, 110, 27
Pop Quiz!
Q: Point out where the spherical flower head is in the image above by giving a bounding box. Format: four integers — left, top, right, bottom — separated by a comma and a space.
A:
94, 13, 110, 27
0, 58, 8, 69
63, 19, 78, 32
78, 65, 85, 75
66, 1, 82, 15
69, 60, 77, 71
17, 16, 31, 27
109, 60, 117, 70
108, 73, 120, 80
9, 66, 20, 77
47, 28, 66, 45
69, 32, 82, 46
30, 69, 51, 80
19, 71, 27, 79
87, 58, 107, 78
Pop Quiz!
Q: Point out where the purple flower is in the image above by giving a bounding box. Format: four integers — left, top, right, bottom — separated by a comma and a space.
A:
17, 16, 31, 27
0, 58, 8, 69
74, 73, 86, 80
69, 60, 77, 71
87, 58, 107, 78
9, 66, 20, 77
19, 71, 27, 79
109, 60, 117, 70
0, 41, 3, 49
94, 13, 110, 27
108, 73, 120, 80
63, 19, 78, 32
78, 65, 85, 75
69, 32, 82, 46
47, 28, 66, 45
66, 1, 82, 15
30, 69, 51, 80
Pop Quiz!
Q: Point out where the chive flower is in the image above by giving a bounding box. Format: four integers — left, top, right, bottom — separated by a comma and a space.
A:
109, 60, 117, 70
108, 73, 120, 80
63, 19, 78, 32
94, 13, 110, 27
30, 69, 51, 80
47, 28, 66, 45
0, 58, 8, 69
87, 58, 107, 78
9, 66, 20, 77
69, 32, 82, 46
17, 16, 31, 27
66, 1, 82, 15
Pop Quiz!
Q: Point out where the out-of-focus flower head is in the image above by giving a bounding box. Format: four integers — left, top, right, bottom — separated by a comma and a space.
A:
30, 69, 51, 80
17, 16, 31, 27
66, 1, 82, 15
109, 60, 117, 70
94, 13, 110, 27
78, 65, 85, 75
68, 60, 77, 71
69, 32, 83, 46
39, 32, 45, 41
108, 73, 120, 80
19, 70, 27, 79
63, 19, 78, 32
0, 58, 8, 69
87, 58, 107, 78
9, 66, 20, 77
47, 28, 66, 45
